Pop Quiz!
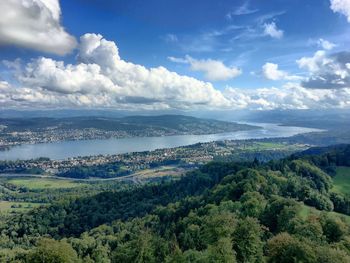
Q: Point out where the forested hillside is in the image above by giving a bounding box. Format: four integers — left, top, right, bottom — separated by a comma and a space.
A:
1, 145, 350, 262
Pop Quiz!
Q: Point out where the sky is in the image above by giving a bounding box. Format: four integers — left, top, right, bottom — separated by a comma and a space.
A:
0, 0, 350, 111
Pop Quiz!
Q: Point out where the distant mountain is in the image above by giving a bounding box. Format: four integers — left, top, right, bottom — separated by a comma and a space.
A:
232, 109, 350, 130
117, 115, 259, 133
2, 109, 348, 131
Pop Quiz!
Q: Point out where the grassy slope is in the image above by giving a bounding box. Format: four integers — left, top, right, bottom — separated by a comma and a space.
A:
332, 166, 350, 195
243, 142, 302, 151
7, 178, 87, 189
0, 201, 43, 213
299, 203, 350, 223
298, 166, 350, 223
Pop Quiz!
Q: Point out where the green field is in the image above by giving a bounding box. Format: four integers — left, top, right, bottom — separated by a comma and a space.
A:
243, 142, 285, 150
332, 166, 350, 195
299, 203, 350, 223
133, 166, 187, 178
0, 201, 43, 213
7, 177, 87, 189
300, 166, 350, 223
241, 142, 305, 152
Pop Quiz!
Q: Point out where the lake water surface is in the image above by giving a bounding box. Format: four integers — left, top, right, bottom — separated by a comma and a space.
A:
0, 123, 322, 161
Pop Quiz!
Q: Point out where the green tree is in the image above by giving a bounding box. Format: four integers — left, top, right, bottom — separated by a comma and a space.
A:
316, 246, 350, 263
112, 230, 157, 263
240, 191, 266, 218
291, 215, 323, 242
91, 244, 111, 263
201, 212, 236, 245
26, 238, 80, 263
205, 238, 236, 263
232, 217, 263, 263
320, 215, 348, 243
165, 241, 186, 263
266, 233, 316, 263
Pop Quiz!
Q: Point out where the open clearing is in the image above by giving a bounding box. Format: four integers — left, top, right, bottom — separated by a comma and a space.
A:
6, 177, 87, 189
0, 201, 43, 213
133, 166, 188, 179
298, 166, 350, 222
299, 203, 350, 223
332, 166, 350, 195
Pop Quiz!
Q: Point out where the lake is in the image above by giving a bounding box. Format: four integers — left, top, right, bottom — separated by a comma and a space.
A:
0, 123, 321, 161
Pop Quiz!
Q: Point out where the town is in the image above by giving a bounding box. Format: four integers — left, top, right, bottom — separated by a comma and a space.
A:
0, 139, 307, 178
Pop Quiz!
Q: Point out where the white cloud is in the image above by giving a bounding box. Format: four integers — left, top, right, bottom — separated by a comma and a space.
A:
19, 57, 116, 95
224, 83, 350, 110
262, 63, 285, 80
226, 2, 258, 19
167, 56, 188, 64
297, 50, 350, 89
168, 55, 242, 81
297, 50, 329, 73
2, 73, 350, 111
262, 62, 301, 81
187, 56, 242, 81
317, 38, 337, 50
4, 34, 231, 109
2, 34, 350, 111
0, 0, 76, 55
163, 34, 178, 43
330, 0, 350, 22
3, 73, 350, 110
263, 22, 284, 39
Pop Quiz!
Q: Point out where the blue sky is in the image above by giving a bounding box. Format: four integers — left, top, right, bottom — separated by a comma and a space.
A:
0, 0, 350, 110
22, 0, 350, 88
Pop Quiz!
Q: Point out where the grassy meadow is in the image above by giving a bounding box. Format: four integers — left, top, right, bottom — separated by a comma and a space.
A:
0, 201, 43, 213
6, 177, 87, 190
332, 166, 350, 195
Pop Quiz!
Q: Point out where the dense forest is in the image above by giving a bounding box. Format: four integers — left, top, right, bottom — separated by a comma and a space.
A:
1, 145, 350, 262
58, 163, 131, 179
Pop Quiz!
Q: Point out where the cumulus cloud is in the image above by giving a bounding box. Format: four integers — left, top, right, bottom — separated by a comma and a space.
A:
168, 55, 242, 81
262, 62, 301, 81
4, 34, 231, 109
330, 0, 350, 22
223, 83, 350, 110
2, 77, 350, 111
19, 57, 117, 95
3, 74, 350, 110
0, 0, 76, 55
2, 34, 350, 111
297, 50, 328, 73
263, 22, 284, 39
0, 79, 126, 109
297, 50, 350, 89
317, 38, 336, 50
